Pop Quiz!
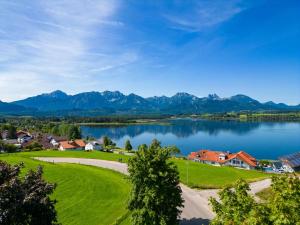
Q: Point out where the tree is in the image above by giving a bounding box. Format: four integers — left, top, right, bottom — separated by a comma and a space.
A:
7, 125, 17, 139
0, 161, 59, 225
210, 175, 300, 225
210, 179, 255, 225
268, 174, 300, 224
67, 125, 81, 140
127, 141, 183, 225
102, 136, 115, 147
124, 139, 132, 151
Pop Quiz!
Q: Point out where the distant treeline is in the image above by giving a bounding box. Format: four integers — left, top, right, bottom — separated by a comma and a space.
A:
0, 114, 170, 124
197, 111, 300, 121
0, 118, 81, 140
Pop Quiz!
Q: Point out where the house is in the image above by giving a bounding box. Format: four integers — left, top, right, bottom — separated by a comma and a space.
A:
50, 138, 60, 148
85, 141, 103, 151
279, 152, 300, 172
272, 161, 284, 173
59, 139, 86, 151
16, 131, 33, 144
188, 149, 257, 170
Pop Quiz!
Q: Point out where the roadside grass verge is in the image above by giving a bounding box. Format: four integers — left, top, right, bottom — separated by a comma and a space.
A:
0, 154, 130, 225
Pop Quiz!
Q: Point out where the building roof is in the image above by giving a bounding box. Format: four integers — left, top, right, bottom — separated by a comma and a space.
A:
59, 139, 86, 149
188, 149, 257, 167
198, 150, 227, 163
228, 151, 257, 167
16, 130, 31, 138
279, 152, 300, 168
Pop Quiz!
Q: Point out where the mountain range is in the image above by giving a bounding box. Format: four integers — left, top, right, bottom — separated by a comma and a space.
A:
0, 90, 299, 115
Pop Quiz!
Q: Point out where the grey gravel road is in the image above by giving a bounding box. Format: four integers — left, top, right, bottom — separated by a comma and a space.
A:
34, 157, 270, 224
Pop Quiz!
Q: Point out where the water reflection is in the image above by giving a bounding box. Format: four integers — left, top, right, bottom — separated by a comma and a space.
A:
81, 119, 271, 140
80, 119, 300, 159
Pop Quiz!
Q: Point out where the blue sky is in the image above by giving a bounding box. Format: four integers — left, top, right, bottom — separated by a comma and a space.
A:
0, 0, 299, 104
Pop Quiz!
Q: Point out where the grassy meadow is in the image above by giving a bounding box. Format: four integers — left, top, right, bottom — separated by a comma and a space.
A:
5, 150, 270, 188
0, 150, 271, 224
0, 154, 131, 225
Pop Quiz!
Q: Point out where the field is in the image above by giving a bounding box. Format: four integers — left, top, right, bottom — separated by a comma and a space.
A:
0, 154, 130, 225
174, 159, 270, 189
6, 151, 270, 188
0, 151, 271, 224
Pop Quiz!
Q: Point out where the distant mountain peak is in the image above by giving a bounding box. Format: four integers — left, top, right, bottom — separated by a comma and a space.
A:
207, 93, 221, 100
230, 94, 256, 103
44, 90, 68, 99
173, 92, 196, 98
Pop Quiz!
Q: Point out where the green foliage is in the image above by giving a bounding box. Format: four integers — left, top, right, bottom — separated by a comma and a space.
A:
124, 140, 132, 151
6, 124, 17, 139
268, 175, 300, 224
67, 125, 81, 140
210, 179, 255, 225
24, 141, 43, 151
127, 141, 183, 225
210, 175, 300, 225
0, 160, 58, 225
0, 140, 18, 153
259, 160, 271, 166
103, 136, 115, 147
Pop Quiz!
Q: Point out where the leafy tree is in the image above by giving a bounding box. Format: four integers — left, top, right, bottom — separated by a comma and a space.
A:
7, 125, 17, 139
0, 140, 18, 153
67, 125, 81, 140
124, 139, 132, 151
102, 136, 115, 147
150, 138, 161, 149
0, 161, 59, 225
268, 174, 300, 224
51, 125, 59, 136
210, 179, 255, 225
210, 175, 300, 225
24, 141, 43, 151
127, 141, 183, 225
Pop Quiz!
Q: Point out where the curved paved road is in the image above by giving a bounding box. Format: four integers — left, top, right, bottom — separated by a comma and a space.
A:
34, 157, 271, 224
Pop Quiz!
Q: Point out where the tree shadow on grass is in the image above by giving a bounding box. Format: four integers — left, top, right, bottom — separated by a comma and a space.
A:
180, 218, 210, 225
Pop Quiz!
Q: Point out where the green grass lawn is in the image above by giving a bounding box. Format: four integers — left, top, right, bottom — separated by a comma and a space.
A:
173, 159, 270, 189
0, 150, 271, 224
0, 154, 131, 225
6, 150, 270, 189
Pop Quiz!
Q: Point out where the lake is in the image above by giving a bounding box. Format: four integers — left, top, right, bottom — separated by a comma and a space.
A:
80, 119, 300, 159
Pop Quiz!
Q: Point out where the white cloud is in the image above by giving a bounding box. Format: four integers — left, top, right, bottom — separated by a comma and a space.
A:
0, 0, 138, 101
164, 0, 245, 32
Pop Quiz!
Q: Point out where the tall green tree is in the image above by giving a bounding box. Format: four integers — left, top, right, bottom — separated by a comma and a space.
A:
0, 161, 59, 225
127, 141, 183, 225
7, 125, 17, 139
102, 136, 115, 147
67, 125, 81, 140
124, 139, 132, 151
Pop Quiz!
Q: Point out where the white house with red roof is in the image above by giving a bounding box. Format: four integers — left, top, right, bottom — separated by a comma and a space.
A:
188, 149, 257, 170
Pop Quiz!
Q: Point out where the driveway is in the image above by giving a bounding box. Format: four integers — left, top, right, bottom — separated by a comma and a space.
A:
34, 157, 271, 224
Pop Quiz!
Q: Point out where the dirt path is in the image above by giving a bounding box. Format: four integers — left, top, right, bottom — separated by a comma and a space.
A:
34, 157, 270, 224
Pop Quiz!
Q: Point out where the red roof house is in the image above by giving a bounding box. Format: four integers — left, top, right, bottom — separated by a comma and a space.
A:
188, 149, 257, 169
59, 139, 86, 151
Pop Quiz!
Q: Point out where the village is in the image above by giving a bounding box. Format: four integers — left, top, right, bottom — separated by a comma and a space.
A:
1, 127, 299, 173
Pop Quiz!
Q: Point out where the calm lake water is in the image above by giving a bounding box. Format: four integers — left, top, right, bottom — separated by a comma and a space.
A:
81, 119, 300, 159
